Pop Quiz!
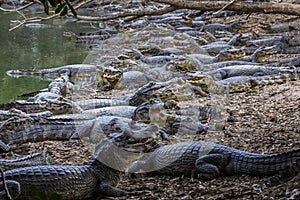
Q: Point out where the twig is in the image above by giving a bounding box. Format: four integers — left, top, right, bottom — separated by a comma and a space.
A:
0, 167, 12, 200
9, 14, 59, 31
213, 0, 236, 15
0, 2, 36, 12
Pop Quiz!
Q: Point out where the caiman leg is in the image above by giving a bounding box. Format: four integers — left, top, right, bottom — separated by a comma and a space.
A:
0, 180, 21, 200
195, 148, 300, 181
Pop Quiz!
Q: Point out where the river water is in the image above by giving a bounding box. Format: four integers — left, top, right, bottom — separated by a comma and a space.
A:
0, 8, 90, 103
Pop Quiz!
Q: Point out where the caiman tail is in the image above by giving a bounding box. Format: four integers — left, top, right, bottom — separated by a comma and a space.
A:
6, 68, 61, 78
226, 148, 300, 176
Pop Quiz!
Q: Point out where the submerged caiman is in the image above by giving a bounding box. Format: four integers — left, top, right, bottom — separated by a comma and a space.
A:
6, 64, 123, 90
6, 64, 97, 78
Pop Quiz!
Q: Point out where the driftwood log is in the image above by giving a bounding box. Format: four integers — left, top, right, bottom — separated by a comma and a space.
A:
153, 0, 300, 16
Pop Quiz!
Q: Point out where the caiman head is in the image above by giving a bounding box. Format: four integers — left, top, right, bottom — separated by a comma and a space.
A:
89, 117, 164, 173
89, 116, 162, 154
185, 71, 225, 94
129, 78, 197, 106
169, 55, 201, 71
96, 66, 123, 90
132, 99, 178, 125
216, 48, 246, 62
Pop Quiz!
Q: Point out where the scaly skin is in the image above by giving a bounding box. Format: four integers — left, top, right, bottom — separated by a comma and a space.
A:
47, 73, 69, 96
47, 105, 137, 120
0, 116, 161, 152
186, 68, 299, 93
0, 109, 52, 121
205, 65, 297, 80
75, 98, 130, 110
0, 118, 94, 148
202, 20, 247, 33
130, 49, 174, 64
219, 73, 299, 93
128, 141, 300, 181
0, 153, 52, 171
0, 140, 131, 200
6, 64, 123, 91
0, 101, 50, 114
64, 31, 112, 44
0, 93, 83, 114
129, 78, 198, 106
171, 48, 246, 70
6, 64, 97, 78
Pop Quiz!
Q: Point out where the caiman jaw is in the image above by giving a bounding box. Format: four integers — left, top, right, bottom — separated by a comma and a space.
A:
108, 123, 161, 153
185, 71, 213, 92
96, 66, 123, 88
218, 48, 246, 62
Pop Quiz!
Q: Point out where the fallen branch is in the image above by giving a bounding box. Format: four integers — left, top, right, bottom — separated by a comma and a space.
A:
8, 0, 94, 31
0, 167, 12, 200
152, 0, 300, 16
213, 0, 236, 15
0, 1, 36, 12
76, 5, 177, 21
9, 14, 59, 31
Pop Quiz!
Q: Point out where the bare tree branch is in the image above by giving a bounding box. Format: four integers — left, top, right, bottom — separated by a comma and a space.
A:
8, 0, 94, 31
76, 5, 177, 21
0, 1, 36, 12
152, 0, 300, 16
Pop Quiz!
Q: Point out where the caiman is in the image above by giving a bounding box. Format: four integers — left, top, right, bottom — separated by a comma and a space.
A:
131, 99, 209, 134
6, 64, 123, 91
75, 98, 130, 110
137, 45, 186, 56
0, 109, 52, 121
0, 153, 52, 171
127, 141, 300, 181
171, 48, 246, 71
129, 49, 174, 64
47, 105, 137, 120
161, 116, 209, 135
201, 33, 246, 55
0, 139, 148, 199
202, 20, 247, 34
128, 78, 201, 106
187, 71, 299, 93
203, 65, 297, 80
63, 31, 112, 45
0, 97, 82, 115
47, 73, 70, 96
0, 115, 161, 152
218, 73, 299, 93
6, 64, 97, 79
203, 61, 260, 70
268, 56, 300, 68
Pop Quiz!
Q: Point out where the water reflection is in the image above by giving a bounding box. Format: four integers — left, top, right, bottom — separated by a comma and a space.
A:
0, 10, 90, 103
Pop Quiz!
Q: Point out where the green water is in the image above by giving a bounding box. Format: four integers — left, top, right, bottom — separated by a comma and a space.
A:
0, 9, 90, 103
